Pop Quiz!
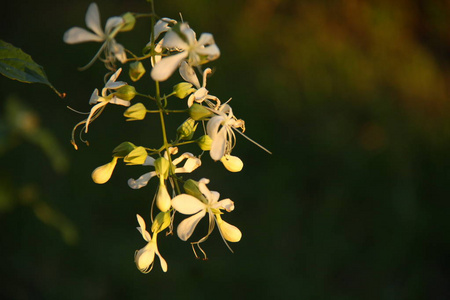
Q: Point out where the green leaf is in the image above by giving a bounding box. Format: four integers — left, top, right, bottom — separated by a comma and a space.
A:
0, 40, 64, 98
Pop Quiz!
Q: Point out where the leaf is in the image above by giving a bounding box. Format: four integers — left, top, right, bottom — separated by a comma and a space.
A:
0, 40, 65, 98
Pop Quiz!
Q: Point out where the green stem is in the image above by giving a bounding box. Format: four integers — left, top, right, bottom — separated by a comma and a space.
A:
173, 140, 197, 147
146, 109, 188, 114
149, 0, 181, 196
136, 93, 156, 101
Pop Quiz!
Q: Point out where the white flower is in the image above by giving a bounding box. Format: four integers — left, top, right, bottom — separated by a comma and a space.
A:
148, 18, 178, 67
151, 23, 220, 82
179, 62, 220, 108
63, 2, 126, 69
206, 104, 245, 161
171, 178, 242, 244
134, 214, 168, 273
84, 68, 130, 132
128, 147, 201, 189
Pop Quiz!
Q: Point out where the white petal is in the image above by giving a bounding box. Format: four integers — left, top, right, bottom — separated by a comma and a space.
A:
135, 246, 155, 271
163, 27, 189, 50
217, 219, 242, 242
198, 45, 220, 61
106, 68, 122, 85
106, 81, 127, 90
176, 210, 206, 241
209, 191, 221, 205
128, 171, 156, 189
213, 198, 235, 212
156, 249, 168, 272
85, 101, 108, 133
206, 115, 223, 139
89, 88, 100, 105
63, 27, 104, 44
198, 180, 216, 204
109, 96, 130, 107
143, 156, 155, 166
151, 51, 188, 82
171, 194, 206, 215
136, 214, 152, 242
105, 16, 124, 35
197, 33, 215, 46
175, 157, 201, 174
193, 88, 208, 101
111, 41, 127, 63
85, 3, 104, 38
152, 18, 176, 41
210, 126, 227, 161
187, 95, 195, 107
179, 61, 200, 88
180, 24, 196, 46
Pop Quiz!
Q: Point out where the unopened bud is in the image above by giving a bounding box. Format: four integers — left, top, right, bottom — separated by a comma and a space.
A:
120, 12, 136, 32
183, 179, 207, 204
151, 211, 171, 233
196, 135, 212, 151
173, 82, 195, 99
156, 183, 171, 212
177, 118, 197, 140
124, 146, 147, 165
113, 141, 136, 158
188, 103, 213, 120
154, 157, 170, 179
114, 85, 136, 101
129, 61, 146, 82
124, 103, 147, 121
91, 157, 118, 184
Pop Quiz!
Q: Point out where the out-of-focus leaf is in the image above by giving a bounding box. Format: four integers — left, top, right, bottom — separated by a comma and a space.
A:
0, 40, 64, 97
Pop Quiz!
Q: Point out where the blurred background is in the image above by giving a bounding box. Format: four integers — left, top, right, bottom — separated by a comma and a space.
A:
1, 0, 450, 299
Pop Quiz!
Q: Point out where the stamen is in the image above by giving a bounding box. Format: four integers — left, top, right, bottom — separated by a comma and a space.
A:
216, 220, 235, 254
232, 127, 272, 155
66, 106, 90, 115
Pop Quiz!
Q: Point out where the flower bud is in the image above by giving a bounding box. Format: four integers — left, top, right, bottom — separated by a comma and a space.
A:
129, 61, 146, 82
151, 211, 171, 233
120, 12, 136, 32
173, 82, 195, 99
124, 146, 147, 165
183, 179, 207, 204
124, 103, 147, 121
188, 104, 213, 121
154, 157, 170, 179
91, 157, 118, 184
156, 183, 171, 212
220, 155, 244, 172
177, 118, 197, 140
196, 135, 212, 151
112, 141, 136, 158
114, 85, 136, 101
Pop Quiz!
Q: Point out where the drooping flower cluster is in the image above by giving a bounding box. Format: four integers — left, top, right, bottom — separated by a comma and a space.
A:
64, 2, 269, 273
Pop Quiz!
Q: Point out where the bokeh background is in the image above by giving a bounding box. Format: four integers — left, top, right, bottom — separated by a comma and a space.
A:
1, 0, 450, 299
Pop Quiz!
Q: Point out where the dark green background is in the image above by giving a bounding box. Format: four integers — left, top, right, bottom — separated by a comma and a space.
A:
1, 0, 450, 299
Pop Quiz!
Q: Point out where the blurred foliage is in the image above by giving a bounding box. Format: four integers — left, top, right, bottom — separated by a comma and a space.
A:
1, 0, 450, 299
0, 96, 77, 245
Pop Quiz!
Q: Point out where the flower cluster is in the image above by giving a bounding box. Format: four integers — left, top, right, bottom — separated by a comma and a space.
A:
64, 2, 269, 273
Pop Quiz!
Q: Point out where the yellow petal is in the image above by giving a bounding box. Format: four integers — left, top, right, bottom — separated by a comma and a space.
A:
220, 155, 243, 172
91, 157, 118, 184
